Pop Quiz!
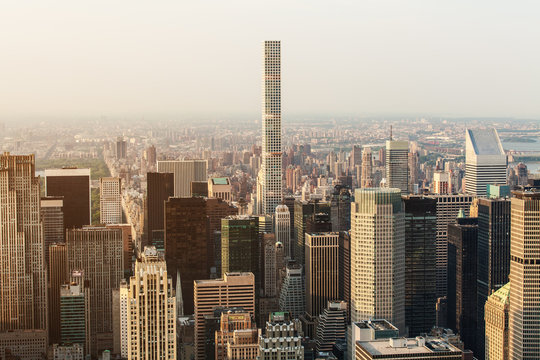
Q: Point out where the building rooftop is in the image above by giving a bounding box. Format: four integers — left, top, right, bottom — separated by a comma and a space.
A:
490, 282, 510, 305
466, 128, 505, 156
211, 177, 229, 185
357, 337, 461, 356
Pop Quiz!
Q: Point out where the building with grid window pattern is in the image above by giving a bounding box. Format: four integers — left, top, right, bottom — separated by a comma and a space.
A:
258, 40, 283, 215
99, 177, 122, 224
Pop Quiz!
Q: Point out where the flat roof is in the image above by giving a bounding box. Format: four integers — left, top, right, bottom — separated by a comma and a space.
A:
212, 177, 229, 185
357, 338, 461, 356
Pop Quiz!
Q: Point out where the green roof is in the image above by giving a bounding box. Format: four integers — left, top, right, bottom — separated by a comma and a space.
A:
212, 177, 229, 185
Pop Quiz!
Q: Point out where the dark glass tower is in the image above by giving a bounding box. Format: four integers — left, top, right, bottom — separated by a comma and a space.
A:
330, 184, 352, 232
294, 200, 331, 265
476, 197, 510, 360
146, 172, 174, 248
448, 216, 478, 354
403, 196, 437, 336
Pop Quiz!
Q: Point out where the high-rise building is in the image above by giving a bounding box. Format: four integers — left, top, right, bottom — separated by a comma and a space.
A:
509, 190, 540, 359
426, 194, 474, 297
105, 223, 134, 277
194, 273, 255, 360
221, 216, 260, 289
0, 153, 47, 331
485, 282, 510, 360
465, 129, 507, 197
339, 232, 351, 321
66, 226, 124, 356
157, 160, 208, 197
208, 177, 232, 203
408, 151, 419, 193
305, 233, 340, 319
49, 243, 68, 345
476, 196, 510, 359
279, 264, 305, 319
350, 145, 362, 170
361, 147, 373, 188
403, 196, 437, 336
45, 168, 91, 230
350, 188, 405, 334
258, 40, 283, 215
41, 196, 64, 264
331, 185, 352, 232
447, 216, 478, 353
294, 199, 331, 265
164, 197, 237, 315
257, 312, 304, 360
146, 172, 174, 249
99, 177, 122, 224
433, 171, 450, 194
0, 330, 47, 360
215, 311, 259, 360
386, 140, 409, 195
125, 247, 177, 359
116, 136, 127, 159
262, 234, 281, 298
355, 337, 463, 360
315, 301, 347, 352
51, 343, 84, 360
275, 204, 291, 258
60, 282, 87, 347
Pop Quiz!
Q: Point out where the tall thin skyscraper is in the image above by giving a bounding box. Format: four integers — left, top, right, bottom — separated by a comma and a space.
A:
41, 196, 64, 264
125, 247, 177, 359
99, 177, 122, 224
258, 40, 283, 215
361, 147, 373, 188
0, 153, 47, 331
275, 204, 291, 258
146, 172, 174, 249
350, 188, 405, 334
386, 140, 409, 195
509, 190, 540, 359
465, 128, 507, 197
45, 168, 91, 230
49, 243, 68, 345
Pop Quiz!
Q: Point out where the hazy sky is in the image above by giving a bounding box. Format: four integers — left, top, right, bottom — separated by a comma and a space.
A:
1, 0, 539, 120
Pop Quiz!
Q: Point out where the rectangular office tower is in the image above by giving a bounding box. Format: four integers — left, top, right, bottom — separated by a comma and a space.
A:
41, 196, 64, 264
146, 172, 174, 249
157, 159, 207, 197
403, 196, 437, 337
350, 188, 405, 334
193, 273, 255, 360
66, 226, 124, 356
125, 247, 177, 360
476, 196, 510, 359
485, 283, 510, 360
0, 153, 47, 331
45, 167, 91, 229
465, 129, 507, 197
386, 140, 409, 195
258, 40, 283, 215
509, 190, 540, 359
99, 177, 122, 224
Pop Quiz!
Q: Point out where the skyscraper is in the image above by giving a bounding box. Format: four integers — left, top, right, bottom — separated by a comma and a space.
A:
361, 147, 373, 188
485, 283, 510, 360
476, 195, 510, 359
194, 273, 255, 360
331, 185, 352, 232
386, 140, 409, 195
99, 177, 122, 224
45, 168, 91, 230
403, 196, 437, 337
279, 264, 305, 319
66, 226, 124, 355
305, 232, 340, 319
0, 153, 47, 331
41, 196, 64, 264
509, 190, 540, 359
315, 301, 347, 353
146, 172, 174, 249
294, 199, 331, 266
116, 136, 127, 159
49, 243, 68, 345
258, 40, 283, 215
350, 188, 405, 334
60, 282, 87, 347
125, 247, 177, 359
157, 159, 208, 197
275, 204, 291, 258
465, 129, 507, 197
257, 312, 304, 360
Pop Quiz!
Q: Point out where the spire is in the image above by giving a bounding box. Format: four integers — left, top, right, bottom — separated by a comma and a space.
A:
176, 270, 184, 317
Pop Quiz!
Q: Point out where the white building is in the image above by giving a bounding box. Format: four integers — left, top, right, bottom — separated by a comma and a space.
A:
157, 159, 207, 197
465, 128, 507, 197
386, 140, 409, 195
258, 40, 283, 215
257, 312, 304, 360
350, 188, 405, 334
274, 204, 291, 258
99, 177, 122, 224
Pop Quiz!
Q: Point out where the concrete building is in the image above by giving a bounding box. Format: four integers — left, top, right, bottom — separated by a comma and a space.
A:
509, 190, 540, 359
60, 281, 87, 347
99, 177, 122, 224
350, 188, 405, 334
294, 200, 331, 266
116, 136, 127, 159
157, 159, 207, 197
330, 185, 352, 232
355, 336, 463, 360
146, 172, 174, 250
215, 311, 259, 360
209, 177, 232, 203
433, 171, 450, 194
66, 226, 124, 356
386, 140, 409, 195
361, 147, 373, 188
465, 128, 507, 197
315, 301, 347, 352
45, 167, 91, 230
50, 343, 84, 360
194, 273, 255, 360
485, 283, 510, 360
279, 264, 305, 319
125, 247, 177, 360
0, 330, 47, 360
275, 204, 291, 258
258, 40, 283, 215
257, 312, 304, 360
426, 194, 474, 297
49, 243, 68, 345
41, 196, 64, 264
0, 153, 47, 332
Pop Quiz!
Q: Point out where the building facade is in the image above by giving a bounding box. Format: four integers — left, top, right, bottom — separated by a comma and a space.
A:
485, 283, 510, 360
146, 172, 174, 249
99, 177, 122, 224
386, 140, 409, 195
157, 160, 207, 198
275, 204, 291, 258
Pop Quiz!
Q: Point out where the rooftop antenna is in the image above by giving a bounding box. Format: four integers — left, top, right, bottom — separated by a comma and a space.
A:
390, 125, 393, 141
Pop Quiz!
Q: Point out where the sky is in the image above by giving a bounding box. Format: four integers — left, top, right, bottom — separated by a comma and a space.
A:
1, 0, 539, 121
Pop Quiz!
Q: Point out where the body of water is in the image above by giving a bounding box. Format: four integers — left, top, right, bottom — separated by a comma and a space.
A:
503, 139, 540, 174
